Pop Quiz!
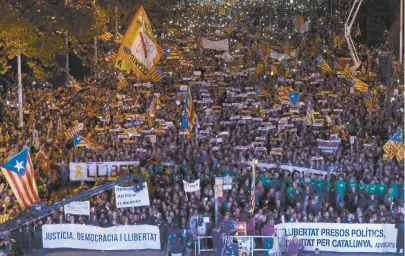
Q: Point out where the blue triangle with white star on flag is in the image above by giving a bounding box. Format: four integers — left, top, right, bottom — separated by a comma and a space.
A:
73, 134, 83, 147
181, 109, 190, 129
1, 148, 28, 175
163, 45, 172, 58
288, 91, 301, 105
391, 129, 403, 142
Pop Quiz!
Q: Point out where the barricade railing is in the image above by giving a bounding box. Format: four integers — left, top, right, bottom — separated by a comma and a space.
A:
196, 235, 280, 256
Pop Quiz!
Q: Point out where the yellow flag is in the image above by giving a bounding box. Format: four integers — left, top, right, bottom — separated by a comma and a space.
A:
115, 6, 162, 81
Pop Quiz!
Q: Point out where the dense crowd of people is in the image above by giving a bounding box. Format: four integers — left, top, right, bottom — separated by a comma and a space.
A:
0, 0, 403, 255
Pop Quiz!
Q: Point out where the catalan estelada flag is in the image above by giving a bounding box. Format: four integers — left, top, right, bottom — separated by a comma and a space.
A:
383, 129, 403, 161
73, 134, 94, 148
288, 91, 301, 105
317, 56, 333, 74
148, 67, 164, 83
1, 148, 39, 209
364, 91, 373, 114
350, 77, 369, 93
165, 45, 183, 60
255, 87, 270, 97
278, 87, 294, 102
100, 31, 113, 41
66, 75, 82, 91
180, 87, 196, 131
292, 15, 304, 29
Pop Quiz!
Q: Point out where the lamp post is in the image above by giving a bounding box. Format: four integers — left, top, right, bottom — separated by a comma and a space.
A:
17, 54, 23, 128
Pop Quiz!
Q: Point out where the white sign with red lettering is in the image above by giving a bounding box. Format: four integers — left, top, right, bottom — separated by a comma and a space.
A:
183, 180, 200, 192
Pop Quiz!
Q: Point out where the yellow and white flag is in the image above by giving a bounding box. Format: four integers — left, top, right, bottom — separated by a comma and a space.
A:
115, 6, 162, 81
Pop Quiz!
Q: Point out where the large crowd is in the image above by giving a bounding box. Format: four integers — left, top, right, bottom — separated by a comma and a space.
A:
0, 0, 403, 255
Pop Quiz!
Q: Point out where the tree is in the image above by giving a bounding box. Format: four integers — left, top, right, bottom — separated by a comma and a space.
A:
0, 2, 64, 79
0, 0, 173, 80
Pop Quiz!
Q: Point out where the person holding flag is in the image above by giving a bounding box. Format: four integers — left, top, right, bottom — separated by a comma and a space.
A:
1, 148, 39, 209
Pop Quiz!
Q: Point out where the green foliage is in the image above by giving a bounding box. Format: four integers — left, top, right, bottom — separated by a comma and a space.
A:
0, 0, 172, 79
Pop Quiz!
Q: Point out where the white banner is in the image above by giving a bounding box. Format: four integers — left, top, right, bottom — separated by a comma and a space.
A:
275, 223, 397, 253
115, 183, 150, 208
183, 179, 200, 192
202, 38, 229, 51
299, 21, 310, 33
247, 161, 330, 175
64, 201, 90, 216
43, 224, 160, 250
270, 49, 297, 60
69, 161, 140, 181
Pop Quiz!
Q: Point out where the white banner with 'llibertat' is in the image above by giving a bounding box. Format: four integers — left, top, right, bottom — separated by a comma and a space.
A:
69, 161, 140, 181
114, 183, 150, 208
275, 222, 397, 253
42, 224, 160, 250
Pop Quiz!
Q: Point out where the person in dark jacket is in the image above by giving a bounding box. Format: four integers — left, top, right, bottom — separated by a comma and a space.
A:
395, 215, 404, 253
23, 223, 33, 253
212, 227, 223, 256
11, 228, 24, 255
168, 231, 183, 256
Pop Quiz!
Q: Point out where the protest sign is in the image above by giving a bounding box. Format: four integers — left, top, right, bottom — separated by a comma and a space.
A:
183, 179, 200, 192
69, 161, 140, 181
316, 139, 341, 154
114, 183, 150, 208
202, 38, 229, 51
64, 201, 90, 216
247, 161, 332, 175
275, 223, 397, 253
43, 224, 160, 250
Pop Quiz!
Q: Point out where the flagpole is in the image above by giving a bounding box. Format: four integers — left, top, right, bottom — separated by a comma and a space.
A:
114, 6, 118, 40
400, 0, 403, 63
65, 31, 69, 80
17, 54, 23, 128
94, 36, 98, 65
251, 158, 257, 214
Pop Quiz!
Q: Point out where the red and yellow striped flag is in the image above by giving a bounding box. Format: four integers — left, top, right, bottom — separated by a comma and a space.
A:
100, 31, 113, 41
317, 57, 333, 74
278, 87, 294, 102
350, 77, 369, 93
1, 148, 39, 209
383, 129, 403, 160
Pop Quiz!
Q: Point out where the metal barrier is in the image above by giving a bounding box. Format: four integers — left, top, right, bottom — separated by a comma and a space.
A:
196, 235, 281, 255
